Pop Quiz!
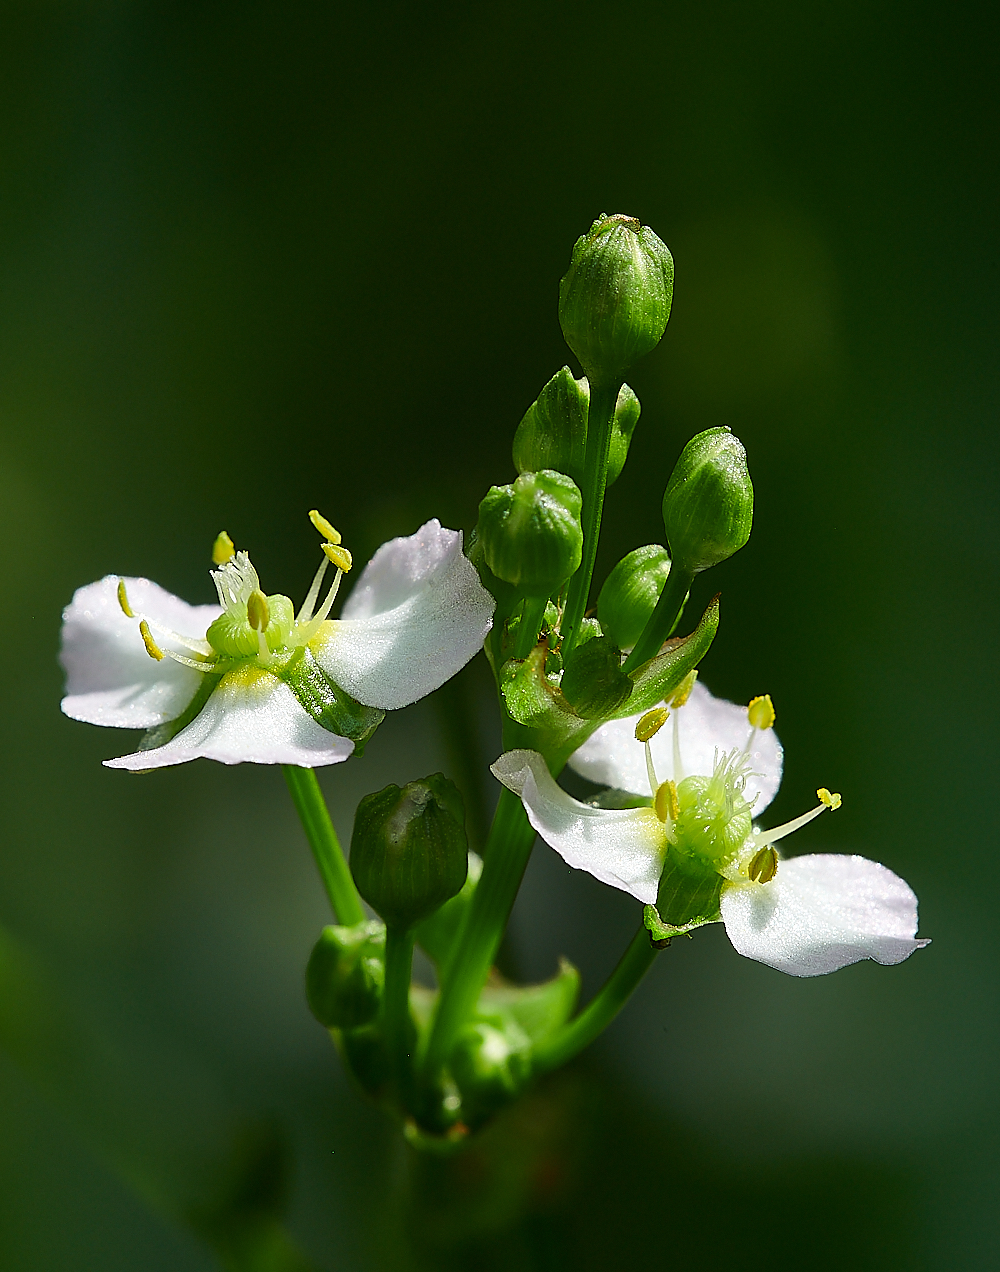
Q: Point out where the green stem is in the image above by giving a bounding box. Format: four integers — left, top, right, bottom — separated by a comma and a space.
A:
620, 564, 695, 674
383, 925, 416, 1109
282, 766, 365, 926
420, 786, 536, 1079
532, 925, 659, 1073
560, 380, 621, 655
512, 594, 549, 662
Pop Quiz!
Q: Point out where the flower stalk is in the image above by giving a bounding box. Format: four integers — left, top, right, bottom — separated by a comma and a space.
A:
283, 765, 365, 926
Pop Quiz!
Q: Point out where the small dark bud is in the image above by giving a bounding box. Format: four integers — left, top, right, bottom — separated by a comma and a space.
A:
662, 427, 753, 573
305, 921, 385, 1029
477, 470, 583, 598
558, 213, 674, 387
512, 367, 641, 487
597, 544, 672, 651
350, 775, 468, 930
560, 634, 633, 719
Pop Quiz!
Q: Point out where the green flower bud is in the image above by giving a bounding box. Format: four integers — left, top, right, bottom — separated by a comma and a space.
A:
512, 367, 641, 487
560, 634, 633, 719
350, 775, 468, 930
449, 1019, 532, 1129
305, 920, 385, 1029
558, 214, 674, 386
661, 427, 753, 573
477, 470, 583, 598
597, 545, 672, 651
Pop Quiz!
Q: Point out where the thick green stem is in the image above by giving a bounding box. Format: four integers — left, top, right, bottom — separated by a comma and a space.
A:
532, 925, 659, 1073
420, 786, 536, 1079
383, 925, 416, 1109
560, 380, 621, 655
512, 594, 549, 662
282, 766, 365, 926
621, 564, 695, 674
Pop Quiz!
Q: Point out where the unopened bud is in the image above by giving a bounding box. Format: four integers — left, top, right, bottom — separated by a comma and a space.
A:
306, 921, 385, 1029
559, 214, 674, 386
450, 1020, 531, 1129
597, 544, 671, 651
512, 367, 641, 487
350, 775, 468, 930
560, 635, 632, 719
662, 427, 753, 573
477, 470, 583, 598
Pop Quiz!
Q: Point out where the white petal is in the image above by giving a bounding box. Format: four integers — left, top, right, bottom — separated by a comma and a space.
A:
60, 575, 222, 729
491, 749, 666, 904
720, 853, 930, 977
104, 666, 355, 770
313, 520, 494, 710
568, 680, 783, 812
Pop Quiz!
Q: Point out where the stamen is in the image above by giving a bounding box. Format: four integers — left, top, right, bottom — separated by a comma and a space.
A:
645, 741, 659, 797
297, 555, 329, 623
309, 509, 342, 545
322, 542, 353, 572
747, 694, 775, 730
748, 845, 778, 884
672, 710, 684, 783
668, 670, 698, 708
754, 789, 841, 846
117, 579, 134, 618
139, 615, 214, 656
164, 650, 219, 673
247, 589, 270, 632
212, 531, 235, 565
635, 707, 669, 743
139, 620, 164, 661
654, 779, 679, 825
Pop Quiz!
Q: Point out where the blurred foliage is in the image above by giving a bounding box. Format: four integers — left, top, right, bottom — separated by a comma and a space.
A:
0, 1, 996, 1269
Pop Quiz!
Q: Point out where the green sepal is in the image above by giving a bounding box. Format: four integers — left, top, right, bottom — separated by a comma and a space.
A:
305, 920, 385, 1030
279, 647, 384, 755
413, 852, 482, 967
560, 635, 633, 719
137, 671, 223, 752
499, 645, 593, 763
475, 958, 580, 1048
619, 595, 720, 717
649, 848, 724, 932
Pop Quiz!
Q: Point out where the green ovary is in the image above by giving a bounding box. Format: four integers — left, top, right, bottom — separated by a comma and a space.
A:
206, 593, 295, 658
673, 771, 753, 868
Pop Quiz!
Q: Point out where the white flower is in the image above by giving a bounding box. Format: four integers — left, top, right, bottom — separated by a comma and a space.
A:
61, 517, 494, 770
492, 684, 928, 977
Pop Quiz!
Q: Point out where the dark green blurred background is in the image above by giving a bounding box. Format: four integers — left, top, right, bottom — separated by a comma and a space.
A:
0, 2, 996, 1268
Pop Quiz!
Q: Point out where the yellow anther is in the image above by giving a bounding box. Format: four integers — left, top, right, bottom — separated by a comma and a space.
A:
212, 531, 235, 565
668, 670, 698, 708
117, 579, 134, 619
322, 542, 353, 572
748, 845, 778, 884
139, 620, 164, 661
246, 589, 270, 632
309, 509, 342, 545
653, 779, 679, 824
748, 694, 775, 730
635, 707, 670, 743
817, 788, 842, 810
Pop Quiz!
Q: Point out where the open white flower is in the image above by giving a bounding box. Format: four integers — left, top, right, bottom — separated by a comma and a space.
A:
61, 516, 494, 770
492, 688, 928, 977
